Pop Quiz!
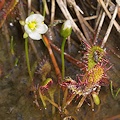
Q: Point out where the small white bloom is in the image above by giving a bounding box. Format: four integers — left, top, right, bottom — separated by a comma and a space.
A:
24, 14, 48, 40
63, 20, 72, 30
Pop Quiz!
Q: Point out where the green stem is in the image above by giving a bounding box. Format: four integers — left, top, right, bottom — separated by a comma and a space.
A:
61, 37, 67, 79
115, 88, 120, 97
39, 89, 47, 108
25, 38, 33, 82
44, 96, 60, 110
49, 92, 55, 115
110, 81, 120, 98
110, 81, 115, 98
10, 36, 14, 56
43, 0, 46, 17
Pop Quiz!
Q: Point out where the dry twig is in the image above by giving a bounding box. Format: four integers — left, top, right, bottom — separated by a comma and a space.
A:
94, 0, 110, 44
101, 5, 118, 48
98, 0, 120, 32
51, 0, 55, 24
67, 0, 94, 43
56, 0, 91, 46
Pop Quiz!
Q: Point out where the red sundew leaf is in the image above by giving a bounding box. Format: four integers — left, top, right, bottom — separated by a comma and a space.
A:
0, 0, 19, 28
0, 0, 5, 10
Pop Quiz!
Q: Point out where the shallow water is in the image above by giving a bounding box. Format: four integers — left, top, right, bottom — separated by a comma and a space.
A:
0, 1, 120, 120
0, 24, 120, 120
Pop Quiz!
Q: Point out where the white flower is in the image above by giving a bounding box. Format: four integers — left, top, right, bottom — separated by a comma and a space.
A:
24, 14, 48, 40
63, 20, 72, 30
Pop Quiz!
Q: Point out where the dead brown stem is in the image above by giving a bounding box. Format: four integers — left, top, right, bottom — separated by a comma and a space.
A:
51, 0, 55, 24
76, 96, 86, 110
42, 35, 62, 81
98, 0, 120, 32
101, 5, 118, 48
94, 0, 110, 44
56, 0, 91, 46
67, 0, 94, 44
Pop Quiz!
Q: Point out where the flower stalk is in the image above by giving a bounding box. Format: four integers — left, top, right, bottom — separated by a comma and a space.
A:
60, 20, 72, 79
61, 37, 66, 80
20, 13, 48, 82
25, 38, 33, 82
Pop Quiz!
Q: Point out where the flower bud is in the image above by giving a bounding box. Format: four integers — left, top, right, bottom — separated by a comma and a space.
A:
92, 92, 100, 105
60, 20, 72, 38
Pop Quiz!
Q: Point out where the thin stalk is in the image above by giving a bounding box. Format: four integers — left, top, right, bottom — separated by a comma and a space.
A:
49, 92, 55, 115
42, 0, 49, 17
42, 35, 61, 81
115, 88, 120, 97
42, 35, 61, 108
62, 88, 68, 108
44, 96, 60, 110
110, 81, 120, 98
39, 89, 47, 108
76, 96, 86, 110
25, 38, 33, 82
10, 36, 14, 56
61, 37, 66, 79
14, 57, 19, 67
110, 81, 115, 98
28, 0, 31, 15
43, 0, 46, 17
50, 41, 85, 68
51, 0, 55, 24
63, 94, 76, 110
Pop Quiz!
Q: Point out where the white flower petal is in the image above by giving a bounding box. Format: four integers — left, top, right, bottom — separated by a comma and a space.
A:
29, 32, 42, 40
63, 20, 72, 30
35, 23, 48, 34
26, 14, 44, 23
36, 15, 44, 23
24, 24, 32, 34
